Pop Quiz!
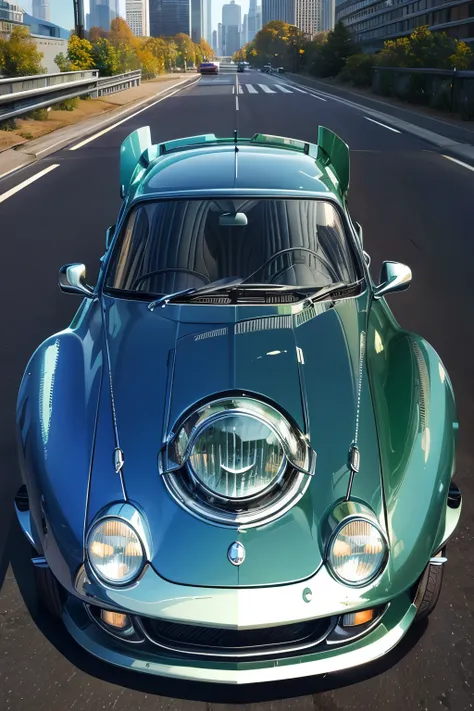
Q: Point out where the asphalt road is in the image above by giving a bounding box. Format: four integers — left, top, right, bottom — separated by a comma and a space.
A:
0, 69, 473, 711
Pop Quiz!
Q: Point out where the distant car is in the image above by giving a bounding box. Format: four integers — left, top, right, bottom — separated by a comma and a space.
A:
237, 61, 248, 72
262, 64, 273, 73
16, 126, 462, 686
199, 61, 219, 74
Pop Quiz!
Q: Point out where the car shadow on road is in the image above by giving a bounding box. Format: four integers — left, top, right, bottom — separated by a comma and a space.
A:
8, 516, 429, 704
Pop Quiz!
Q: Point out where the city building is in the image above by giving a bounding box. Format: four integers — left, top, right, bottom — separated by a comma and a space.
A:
247, 0, 257, 40
321, 0, 335, 30
87, 0, 121, 31
336, 0, 474, 49
212, 27, 217, 49
126, 0, 150, 36
191, 0, 202, 41
32, 0, 49, 22
0, 0, 23, 28
217, 20, 222, 52
242, 12, 248, 43
256, 4, 262, 30
262, 0, 295, 25
296, 0, 321, 35
149, 0, 190, 37
222, 0, 241, 54
205, 0, 212, 41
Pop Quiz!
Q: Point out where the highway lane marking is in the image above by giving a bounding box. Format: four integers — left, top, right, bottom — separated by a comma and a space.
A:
273, 84, 292, 93
258, 84, 276, 93
442, 155, 474, 173
288, 85, 308, 94
69, 83, 191, 151
364, 116, 401, 133
246, 84, 258, 93
308, 93, 327, 102
238, 84, 244, 93
235, 94, 239, 110
232, 85, 235, 93
0, 164, 60, 204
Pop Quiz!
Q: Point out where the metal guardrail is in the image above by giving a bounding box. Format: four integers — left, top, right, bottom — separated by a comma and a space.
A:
0, 69, 142, 122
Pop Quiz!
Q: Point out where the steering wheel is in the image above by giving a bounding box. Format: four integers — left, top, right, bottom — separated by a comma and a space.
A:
131, 268, 211, 291
247, 247, 340, 284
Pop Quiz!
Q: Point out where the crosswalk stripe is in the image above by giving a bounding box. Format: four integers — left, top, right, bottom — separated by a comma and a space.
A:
273, 84, 293, 93
258, 84, 276, 93
245, 83, 258, 93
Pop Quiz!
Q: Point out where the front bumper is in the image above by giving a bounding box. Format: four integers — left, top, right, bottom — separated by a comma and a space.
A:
62, 592, 416, 684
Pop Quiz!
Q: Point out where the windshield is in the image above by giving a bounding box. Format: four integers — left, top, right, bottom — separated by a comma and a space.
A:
105, 198, 359, 297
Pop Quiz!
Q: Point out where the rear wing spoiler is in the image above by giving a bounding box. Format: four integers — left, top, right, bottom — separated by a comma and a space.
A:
316, 126, 350, 197
120, 125, 350, 198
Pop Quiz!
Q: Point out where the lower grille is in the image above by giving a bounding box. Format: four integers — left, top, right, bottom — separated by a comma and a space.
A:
139, 616, 335, 660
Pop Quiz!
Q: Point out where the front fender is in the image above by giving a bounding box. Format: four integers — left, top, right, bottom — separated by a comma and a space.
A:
16, 299, 104, 587
367, 300, 458, 590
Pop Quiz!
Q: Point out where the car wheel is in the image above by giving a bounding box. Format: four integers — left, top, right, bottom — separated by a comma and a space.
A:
34, 562, 65, 619
415, 550, 445, 621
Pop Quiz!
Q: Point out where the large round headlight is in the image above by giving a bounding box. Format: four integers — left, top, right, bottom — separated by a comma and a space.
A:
87, 518, 145, 585
328, 518, 387, 585
188, 413, 285, 499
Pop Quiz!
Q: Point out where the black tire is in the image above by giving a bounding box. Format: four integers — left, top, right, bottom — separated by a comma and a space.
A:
415, 554, 445, 621
34, 564, 64, 619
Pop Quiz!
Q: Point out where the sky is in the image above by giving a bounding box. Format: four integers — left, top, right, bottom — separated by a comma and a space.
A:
24, 0, 250, 37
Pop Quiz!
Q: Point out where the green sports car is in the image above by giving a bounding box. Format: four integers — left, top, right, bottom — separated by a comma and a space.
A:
15, 126, 462, 685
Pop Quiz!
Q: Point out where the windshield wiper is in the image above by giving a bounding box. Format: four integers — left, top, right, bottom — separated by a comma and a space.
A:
148, 278, 245, 311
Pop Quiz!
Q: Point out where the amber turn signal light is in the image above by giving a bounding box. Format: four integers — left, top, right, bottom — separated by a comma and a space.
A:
100, 610, 129, 629
342, 609, 375, 627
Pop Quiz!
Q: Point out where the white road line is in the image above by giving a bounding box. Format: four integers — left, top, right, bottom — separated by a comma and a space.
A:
69, 83, 190, 151
0, 163, 60, 205
258, 84, 276, 94
289, 85, 308, 94
442, 155, 474, 173
246, 84, 258, 93
235, 95, 239, 110
364, 116, 401, 134
232, 85, 235, 93
308, 93, 327, 102
273, 84, 292, 93
238, 84, 244, 94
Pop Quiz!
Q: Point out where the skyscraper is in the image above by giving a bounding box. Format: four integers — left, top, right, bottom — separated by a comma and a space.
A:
217, 21, 222, 53
256, 5, 262, 30
191, 0, 202, 41
89, 0, 117, 30
242, 13, 248, 45
222, 0, 241, 55
149, 0, 191, 36
126, 0, 150, 35
320, 0, 334, 30
247, 0, 257, 42
205, 0, 212, 41
296, 0, 321, 35
32, 0, 50, 21
212, 28, 217, 50
262, 0, 295, 25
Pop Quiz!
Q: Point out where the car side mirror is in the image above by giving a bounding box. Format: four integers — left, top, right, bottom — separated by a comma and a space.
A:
105, 225, 115, 250
373, 261, 412, 300
58, 263, 94, 297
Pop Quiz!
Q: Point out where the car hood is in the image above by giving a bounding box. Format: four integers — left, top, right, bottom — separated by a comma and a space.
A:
87, 293, 384, 588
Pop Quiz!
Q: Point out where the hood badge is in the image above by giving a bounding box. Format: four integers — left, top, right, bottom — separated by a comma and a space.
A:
114, 447, 124, 474
228, 541, 246, 566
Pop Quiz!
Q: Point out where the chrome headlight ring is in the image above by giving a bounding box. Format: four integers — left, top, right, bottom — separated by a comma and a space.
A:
326, 513, 389, 588
85, 503, 151, 587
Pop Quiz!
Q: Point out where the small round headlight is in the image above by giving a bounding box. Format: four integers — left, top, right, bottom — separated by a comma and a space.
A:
328, 518, 387, 585
87, 518, 144, 585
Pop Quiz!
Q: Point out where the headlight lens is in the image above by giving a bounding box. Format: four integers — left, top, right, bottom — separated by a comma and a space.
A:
328, 518, 386, 585
87, 518, 144, 584
188, 413, 285, 499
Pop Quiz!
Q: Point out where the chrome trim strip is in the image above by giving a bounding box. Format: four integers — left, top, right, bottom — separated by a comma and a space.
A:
32, 556, 48, 568
14, 504, 37, 550
134, 616, 336, 660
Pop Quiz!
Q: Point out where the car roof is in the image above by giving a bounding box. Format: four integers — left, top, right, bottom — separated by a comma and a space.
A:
121, 129, 350, 204
132, 149, 339, 205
